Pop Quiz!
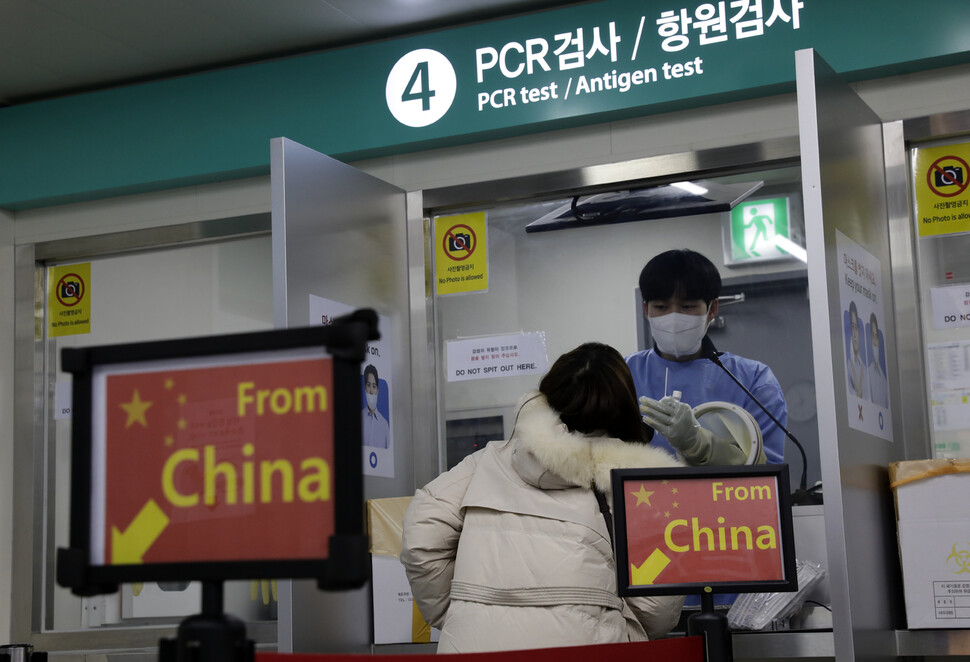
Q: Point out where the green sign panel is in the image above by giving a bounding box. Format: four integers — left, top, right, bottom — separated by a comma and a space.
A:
728, 197, 793, 263
3, 0, 970, 209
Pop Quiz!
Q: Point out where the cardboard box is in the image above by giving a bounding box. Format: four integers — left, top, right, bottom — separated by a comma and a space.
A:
890, 459, 970, 629
367, 497, 440, 645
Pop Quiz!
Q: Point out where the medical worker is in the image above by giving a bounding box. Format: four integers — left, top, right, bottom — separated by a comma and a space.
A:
626, 249, 787, 467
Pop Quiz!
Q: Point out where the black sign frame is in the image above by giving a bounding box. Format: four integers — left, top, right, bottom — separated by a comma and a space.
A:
611, 464, 797, 598
57, 310, 377, 596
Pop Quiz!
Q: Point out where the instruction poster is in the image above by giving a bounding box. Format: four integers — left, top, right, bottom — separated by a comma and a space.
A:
48, 262, 91, 337
309, 295, 394, 478
913, 142, 970, 237
927, 340, 970, 457
836, 231, 893, 441
446, 332, 547, 382
435, 212, 488, 295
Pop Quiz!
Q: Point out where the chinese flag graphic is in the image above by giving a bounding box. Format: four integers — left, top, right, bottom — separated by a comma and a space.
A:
103, 358, 335, 565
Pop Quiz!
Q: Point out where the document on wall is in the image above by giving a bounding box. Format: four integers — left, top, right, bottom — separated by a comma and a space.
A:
927, 340, 970, 457
309, 295, 394, 478
836, 231, 893, 442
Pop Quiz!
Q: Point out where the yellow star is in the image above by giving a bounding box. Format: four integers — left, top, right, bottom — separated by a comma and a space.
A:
164, 378, 174, 390
671, 487, 678, 494
164, 435, 174, 446
177, 418, 187, 430
631, 484, 655, 506
177, 393, 187, 405
120, 390, 152, 429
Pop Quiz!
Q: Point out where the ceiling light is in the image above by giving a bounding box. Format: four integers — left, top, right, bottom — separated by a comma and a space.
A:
670, 181, 709, 196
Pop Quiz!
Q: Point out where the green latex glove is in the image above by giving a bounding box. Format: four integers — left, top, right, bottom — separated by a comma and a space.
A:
640, 395, 747, 466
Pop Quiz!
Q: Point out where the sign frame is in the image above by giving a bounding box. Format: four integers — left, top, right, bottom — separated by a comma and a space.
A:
56, 312, 377, 596
611, 464, 797, 598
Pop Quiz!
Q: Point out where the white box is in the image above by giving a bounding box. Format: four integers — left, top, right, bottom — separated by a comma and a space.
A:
891, 459, 970, 629
367, 497, 440, 645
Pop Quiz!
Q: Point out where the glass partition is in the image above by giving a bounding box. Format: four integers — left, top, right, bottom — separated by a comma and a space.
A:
34, 232, 276, 634
430, 165, 820, 493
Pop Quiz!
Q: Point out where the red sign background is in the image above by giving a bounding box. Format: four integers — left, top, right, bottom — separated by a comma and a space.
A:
103, 357, 335, 565
623, 475, 784, 585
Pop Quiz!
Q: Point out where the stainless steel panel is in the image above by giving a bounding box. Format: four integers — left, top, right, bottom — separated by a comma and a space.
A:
895, 628, 970, 656
796, 49, 907, 662
884, 120, 931, 458
405, 190, 440, 487
422, 138, 800, 214
32, 214, 270, 262
269, 138, 411, 653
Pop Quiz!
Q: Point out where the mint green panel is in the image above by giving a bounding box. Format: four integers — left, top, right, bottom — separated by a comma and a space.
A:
2, 0, 970, 209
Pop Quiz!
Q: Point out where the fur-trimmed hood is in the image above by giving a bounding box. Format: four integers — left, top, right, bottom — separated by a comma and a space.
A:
511, 392, 683, 495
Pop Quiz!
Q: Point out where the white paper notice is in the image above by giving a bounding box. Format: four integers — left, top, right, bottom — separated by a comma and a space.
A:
446, 332, 547, 382
309, 295, 394, 478
930, 284, 970, 329
836, 230, 893, 441
55, 380, 72, 420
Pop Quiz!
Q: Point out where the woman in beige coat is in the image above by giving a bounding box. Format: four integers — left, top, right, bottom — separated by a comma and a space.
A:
401, 343, 686, 653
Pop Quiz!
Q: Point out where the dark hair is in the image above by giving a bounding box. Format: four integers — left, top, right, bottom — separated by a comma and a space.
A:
849, 301, 859, 327
538, 342, 649, 444
363, 364, 379, 384
638, 249, 721, 305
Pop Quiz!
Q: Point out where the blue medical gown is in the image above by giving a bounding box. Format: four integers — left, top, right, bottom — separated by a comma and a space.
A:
625, 347, 787, 465
626, 345, 788, 608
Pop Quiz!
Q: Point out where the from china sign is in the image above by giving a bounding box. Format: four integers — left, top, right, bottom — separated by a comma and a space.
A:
612, 466, 797, 596
97, 356, 335, 566
57, 323, 373, 594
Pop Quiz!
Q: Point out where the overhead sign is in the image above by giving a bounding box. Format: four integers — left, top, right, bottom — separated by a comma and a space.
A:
48, 263, 91, 337
612, 465, 796, 597
57, 320, 376, 594
914, 142, 970, 237
435, 212, 488, 295
7, 0, 970, 210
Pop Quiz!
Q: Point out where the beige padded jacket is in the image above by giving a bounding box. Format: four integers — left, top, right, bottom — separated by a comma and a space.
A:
400, 393, 686, 653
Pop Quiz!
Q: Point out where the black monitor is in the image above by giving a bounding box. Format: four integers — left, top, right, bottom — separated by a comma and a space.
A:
611, 464, 797, 598
56, 312, 376, 596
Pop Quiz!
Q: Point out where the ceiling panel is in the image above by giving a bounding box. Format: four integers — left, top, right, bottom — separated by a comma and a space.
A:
0, 0, 576, 106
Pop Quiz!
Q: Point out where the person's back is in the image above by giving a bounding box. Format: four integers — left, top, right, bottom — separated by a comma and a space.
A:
401, 343, 685, 652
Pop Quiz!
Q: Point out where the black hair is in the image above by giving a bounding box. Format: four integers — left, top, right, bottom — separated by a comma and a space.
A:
363, 364, 378, 384
538, 342, 650, 444
638, 249, 721, 305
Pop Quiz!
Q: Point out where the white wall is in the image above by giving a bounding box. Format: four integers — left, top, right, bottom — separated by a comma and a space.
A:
1, 207, 13, 642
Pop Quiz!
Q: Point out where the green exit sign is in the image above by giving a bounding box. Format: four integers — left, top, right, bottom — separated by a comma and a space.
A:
727, 197, 799, 264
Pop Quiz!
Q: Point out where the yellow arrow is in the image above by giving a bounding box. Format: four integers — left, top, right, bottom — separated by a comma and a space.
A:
631, 548, 671, 585
111, 499, 169, 564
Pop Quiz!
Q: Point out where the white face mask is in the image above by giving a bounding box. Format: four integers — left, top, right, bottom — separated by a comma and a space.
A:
365, 391, 379, 412
649, 311, 710, 358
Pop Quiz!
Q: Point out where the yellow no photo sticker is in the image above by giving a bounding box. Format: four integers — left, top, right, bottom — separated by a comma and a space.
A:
434, 212, 488, 295
48, 263, 91, 337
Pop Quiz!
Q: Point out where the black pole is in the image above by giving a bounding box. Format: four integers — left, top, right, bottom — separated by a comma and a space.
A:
687, 592, 733, 662
158, 580, 254, 662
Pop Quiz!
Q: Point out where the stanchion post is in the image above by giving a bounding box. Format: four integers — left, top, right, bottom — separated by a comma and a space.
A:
159, 581, 254, 662
687, 592, 733, 662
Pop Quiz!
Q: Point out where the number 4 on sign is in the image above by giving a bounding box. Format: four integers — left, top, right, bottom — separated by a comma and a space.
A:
403, 61, 435, 110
